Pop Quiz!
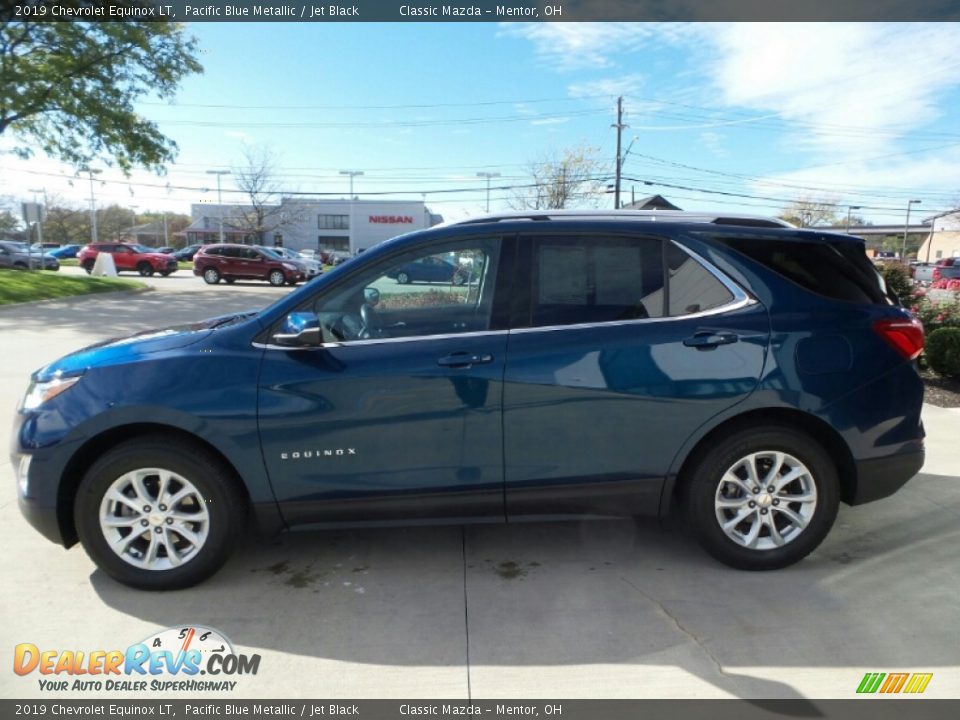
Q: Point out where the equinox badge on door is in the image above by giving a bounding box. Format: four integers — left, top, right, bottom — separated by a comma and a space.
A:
280, 448, 357, 460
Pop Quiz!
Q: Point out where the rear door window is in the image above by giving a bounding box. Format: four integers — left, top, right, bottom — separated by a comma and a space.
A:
522, 234, 738, 328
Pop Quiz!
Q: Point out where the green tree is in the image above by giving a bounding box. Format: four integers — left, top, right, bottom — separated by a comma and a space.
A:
511, 145, 606, 210
0, 15, 202, 172
0, 208, 21, 233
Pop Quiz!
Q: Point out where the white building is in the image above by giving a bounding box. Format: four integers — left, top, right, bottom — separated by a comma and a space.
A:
184, 198, 442, 255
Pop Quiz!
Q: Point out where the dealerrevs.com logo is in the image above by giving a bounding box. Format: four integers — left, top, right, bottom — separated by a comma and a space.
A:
13, 626, 260, 693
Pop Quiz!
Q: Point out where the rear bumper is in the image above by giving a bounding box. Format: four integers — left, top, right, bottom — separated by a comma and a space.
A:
850, 447, 925, 505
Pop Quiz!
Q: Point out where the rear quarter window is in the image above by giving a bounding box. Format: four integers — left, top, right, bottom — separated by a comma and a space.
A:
711, 235, 891, 305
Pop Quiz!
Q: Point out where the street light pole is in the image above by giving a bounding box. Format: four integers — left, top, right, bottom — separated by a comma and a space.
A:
339, 170, 363, 254
206, 170, 231, 243
902, 199, 921, 261
476, 172, 500, 212
129, 205, 138, 243
845, 205, 862, 233
80, 166, 103, 242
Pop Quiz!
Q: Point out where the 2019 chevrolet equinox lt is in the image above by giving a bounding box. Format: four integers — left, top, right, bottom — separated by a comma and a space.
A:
12, 211, 926, 589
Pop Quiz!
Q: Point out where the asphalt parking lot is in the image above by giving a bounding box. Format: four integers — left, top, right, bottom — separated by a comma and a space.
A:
1, 273, 958, 700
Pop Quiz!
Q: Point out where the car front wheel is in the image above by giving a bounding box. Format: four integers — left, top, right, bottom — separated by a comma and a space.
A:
202, 267, 220, 284
685, 426, 839, 571
74, 435, 246, 590
396, 271, 410, 285
137, 262, 154, 277
268, 269, 286, 286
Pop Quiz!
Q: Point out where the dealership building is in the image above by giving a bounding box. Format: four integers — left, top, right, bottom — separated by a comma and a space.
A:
183, 198, 443, 254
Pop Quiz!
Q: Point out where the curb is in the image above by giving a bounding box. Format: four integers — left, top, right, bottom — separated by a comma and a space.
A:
0, 285, 154, 312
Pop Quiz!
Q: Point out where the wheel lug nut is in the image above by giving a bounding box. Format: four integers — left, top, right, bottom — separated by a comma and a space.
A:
748, 501, 756, 508
143, 506, 151, 512
767, 486, 774, 493
141, 519, 149, 527
154, 527, 162, 534
773, 499, 780, 506
159, 504, 167, 511
165, 518, 173, 525
760, 508, 768, 515
752, 487, 760, 494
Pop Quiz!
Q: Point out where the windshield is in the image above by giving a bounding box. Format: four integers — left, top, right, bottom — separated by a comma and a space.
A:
260, 247, 283, 260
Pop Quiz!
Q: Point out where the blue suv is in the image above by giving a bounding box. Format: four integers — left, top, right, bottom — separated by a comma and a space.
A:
12, 211, 926, 589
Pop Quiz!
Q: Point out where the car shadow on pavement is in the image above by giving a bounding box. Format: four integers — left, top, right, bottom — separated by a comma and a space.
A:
89, 472, 960, 699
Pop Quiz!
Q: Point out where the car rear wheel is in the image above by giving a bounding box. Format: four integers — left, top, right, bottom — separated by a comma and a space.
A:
684, 426, 839, 570
202, 267, 220, 284
137, 262, 154, 277
74, 435, 246, 590
268, 269, 286, 286
397, 271, 410, 285
82, 259, 95, 274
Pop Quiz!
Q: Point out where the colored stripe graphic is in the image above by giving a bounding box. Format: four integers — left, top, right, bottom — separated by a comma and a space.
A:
857, 673, 885, 693
880, 673, 909, 693
904, 673, 933, 694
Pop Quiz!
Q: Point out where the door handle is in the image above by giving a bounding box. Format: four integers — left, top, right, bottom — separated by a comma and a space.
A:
437, 352, 494, 368
683, 331, 739, 350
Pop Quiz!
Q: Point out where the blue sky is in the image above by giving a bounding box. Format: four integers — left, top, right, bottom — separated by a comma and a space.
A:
4, 22, 960, 225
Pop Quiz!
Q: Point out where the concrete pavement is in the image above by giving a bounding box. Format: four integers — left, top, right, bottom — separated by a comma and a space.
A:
0, 279, 958, 700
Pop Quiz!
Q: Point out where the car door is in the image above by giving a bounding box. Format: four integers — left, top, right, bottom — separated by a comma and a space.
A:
110, 245, 134, 271
502, 232, 769, 519
257, 235, 511, 524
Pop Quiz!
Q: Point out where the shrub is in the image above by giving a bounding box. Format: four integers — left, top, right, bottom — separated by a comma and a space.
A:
910, 293, 960, 333
925, 328, 960, 378
879, 263, 918, 306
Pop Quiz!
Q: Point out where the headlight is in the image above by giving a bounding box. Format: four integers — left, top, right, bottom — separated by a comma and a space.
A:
282, 262, 297, 271
22, 376, 81, 410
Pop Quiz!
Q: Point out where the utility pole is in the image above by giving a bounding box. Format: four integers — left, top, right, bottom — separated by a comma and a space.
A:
206, 170, 230, 243
612, 96, 627, 209
80, 166, 103, 242
845, 205, 861, 233
477, 172, 500, 212
902, 199, 921, 261
163, 212, 169, 247
340, 170, 363, 254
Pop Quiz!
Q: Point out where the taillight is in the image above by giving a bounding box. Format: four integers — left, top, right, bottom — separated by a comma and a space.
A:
874, 317, 924, 360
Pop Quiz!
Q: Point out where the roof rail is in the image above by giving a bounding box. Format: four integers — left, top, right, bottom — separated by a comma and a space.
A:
446, 209, 794, 229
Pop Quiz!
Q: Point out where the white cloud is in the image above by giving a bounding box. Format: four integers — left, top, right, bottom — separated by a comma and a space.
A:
568, 73, 645, 99
530, 117, 570, 126
499, 23, 690, 71
707, 23, 960, 157
699, 130, 728, 158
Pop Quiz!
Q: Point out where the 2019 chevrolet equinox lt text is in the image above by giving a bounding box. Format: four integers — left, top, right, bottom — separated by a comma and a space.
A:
12, 211, 926, 589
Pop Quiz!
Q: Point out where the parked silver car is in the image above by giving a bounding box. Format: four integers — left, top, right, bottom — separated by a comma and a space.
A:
0, 241, 60, 271
258, 246, 323, 278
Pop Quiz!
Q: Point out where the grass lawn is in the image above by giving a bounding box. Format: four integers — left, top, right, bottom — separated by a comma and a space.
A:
0, 269, 146, 306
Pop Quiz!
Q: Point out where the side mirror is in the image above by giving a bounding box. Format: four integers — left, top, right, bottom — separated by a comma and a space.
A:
364, 287, 380, 307
272, 312, 320, 346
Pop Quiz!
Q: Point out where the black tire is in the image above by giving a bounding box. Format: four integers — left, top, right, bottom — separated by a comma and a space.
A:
82, 260, 95, 274
202, 267, 220, 285
74, 435, 246, 590
396, 271, 410, 285
13, 262, 28, 270
224, 278, 236, 284
268, 269, 286, 287
137, 262, 154, 277
684, 426, 839, 571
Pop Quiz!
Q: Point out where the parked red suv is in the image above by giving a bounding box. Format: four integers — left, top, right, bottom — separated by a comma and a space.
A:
193, 244, 307, 286
78, 243, 178, 277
